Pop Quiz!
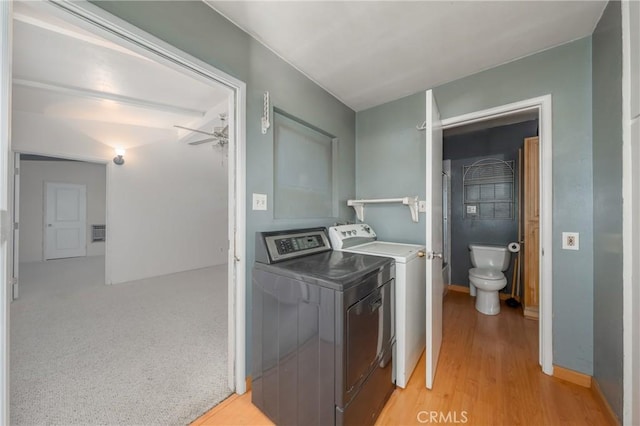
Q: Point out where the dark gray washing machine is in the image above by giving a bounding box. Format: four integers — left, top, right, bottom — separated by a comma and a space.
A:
252, 227, 396, 426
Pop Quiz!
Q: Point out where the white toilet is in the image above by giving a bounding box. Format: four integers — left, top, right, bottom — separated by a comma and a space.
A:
468, 244, 511, 315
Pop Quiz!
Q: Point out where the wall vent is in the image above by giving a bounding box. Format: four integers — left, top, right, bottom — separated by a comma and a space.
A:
91, 225, 106, 242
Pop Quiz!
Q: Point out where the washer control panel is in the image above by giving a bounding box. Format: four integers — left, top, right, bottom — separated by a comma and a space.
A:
329, 224, 377, 250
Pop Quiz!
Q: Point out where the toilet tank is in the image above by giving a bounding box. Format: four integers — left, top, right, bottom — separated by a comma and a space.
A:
469, 244, 510, 271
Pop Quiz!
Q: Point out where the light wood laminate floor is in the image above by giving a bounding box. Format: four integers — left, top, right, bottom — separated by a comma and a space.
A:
193, 291, 612, 426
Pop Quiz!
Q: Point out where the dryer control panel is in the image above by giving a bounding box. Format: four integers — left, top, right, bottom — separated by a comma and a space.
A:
329, 224, 377, 250
255, 227, 331, 264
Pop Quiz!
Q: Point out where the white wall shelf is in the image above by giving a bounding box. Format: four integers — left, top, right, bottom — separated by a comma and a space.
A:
347, 196, 419, 223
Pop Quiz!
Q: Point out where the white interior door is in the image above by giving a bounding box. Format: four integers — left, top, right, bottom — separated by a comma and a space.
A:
425, 89, 444, 389
44, 182, 87, 260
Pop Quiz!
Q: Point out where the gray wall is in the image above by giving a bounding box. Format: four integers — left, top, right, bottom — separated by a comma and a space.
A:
592, 0, 623, 420
434, 38, 595, 375
94, 1, 356, 376
357, 37, 594, 374
444, 120, 538, 294
355, 92, 426, 243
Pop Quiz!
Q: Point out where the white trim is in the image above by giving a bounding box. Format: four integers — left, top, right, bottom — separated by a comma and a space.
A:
441, 95, 554, 376
226, 79, 247, 393
14, 150, 108, 165
105, 160, 112, 286
622, 2, 639, 424
12, 153, 19, 301
0, 1, 11, 423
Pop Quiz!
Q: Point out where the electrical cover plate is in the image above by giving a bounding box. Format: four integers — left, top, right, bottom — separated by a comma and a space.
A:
252, 193, 267, 211
562, 232, 579, 250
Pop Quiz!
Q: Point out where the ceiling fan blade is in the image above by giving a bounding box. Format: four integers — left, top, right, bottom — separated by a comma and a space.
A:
174, 125, 215, 136
188, 138, 216, 145
213, 125, 229, 139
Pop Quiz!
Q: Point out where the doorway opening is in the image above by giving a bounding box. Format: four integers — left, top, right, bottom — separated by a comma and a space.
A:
442, 116, 539, 316
5, 1, 247, 423
439, 95, 553, 375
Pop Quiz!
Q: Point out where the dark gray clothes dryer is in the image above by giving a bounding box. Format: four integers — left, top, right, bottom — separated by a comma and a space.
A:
252, 227, 396, 426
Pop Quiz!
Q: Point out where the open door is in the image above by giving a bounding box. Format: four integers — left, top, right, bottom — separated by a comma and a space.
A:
425, 89, 443, 389
523, 137, 540, 319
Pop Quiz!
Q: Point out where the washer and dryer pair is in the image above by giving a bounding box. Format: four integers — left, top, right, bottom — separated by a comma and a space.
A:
329, 223, 426, 389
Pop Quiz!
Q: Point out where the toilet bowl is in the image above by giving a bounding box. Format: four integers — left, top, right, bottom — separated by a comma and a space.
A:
468, 244, 511, 315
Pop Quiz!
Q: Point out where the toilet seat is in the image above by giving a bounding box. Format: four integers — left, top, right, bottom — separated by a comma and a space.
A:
469, 267, 504, 280
469, 267, 507, 293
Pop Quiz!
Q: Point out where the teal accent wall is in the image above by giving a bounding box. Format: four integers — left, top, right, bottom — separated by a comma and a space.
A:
355, 92, 426, 243
93, 1, 356, 377
592, 0, 623, 420
356, 37, 594, 374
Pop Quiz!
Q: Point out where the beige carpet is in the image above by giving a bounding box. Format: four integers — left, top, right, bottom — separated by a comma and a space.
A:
10, 256, 231, 425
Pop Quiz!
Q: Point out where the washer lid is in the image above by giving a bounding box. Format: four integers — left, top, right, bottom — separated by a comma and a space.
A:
345, 241, 425, 263
469, 267, 504, 280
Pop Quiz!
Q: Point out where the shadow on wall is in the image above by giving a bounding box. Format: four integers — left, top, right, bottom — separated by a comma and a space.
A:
443, 119, 538, 294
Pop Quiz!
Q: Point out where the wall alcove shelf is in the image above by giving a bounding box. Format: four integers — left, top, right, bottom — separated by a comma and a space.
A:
347, 196, 419, 222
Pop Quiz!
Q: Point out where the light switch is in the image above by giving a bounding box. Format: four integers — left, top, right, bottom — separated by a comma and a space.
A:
418, 201, 427, 213
466, 205, 477, 214
252, 193, 267, 211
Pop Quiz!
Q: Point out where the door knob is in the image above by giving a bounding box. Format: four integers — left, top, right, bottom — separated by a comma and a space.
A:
428, 252, 443, 260
418, 251, 426, 258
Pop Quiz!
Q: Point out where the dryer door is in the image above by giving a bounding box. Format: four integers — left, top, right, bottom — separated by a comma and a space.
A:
345, 278, 393, 399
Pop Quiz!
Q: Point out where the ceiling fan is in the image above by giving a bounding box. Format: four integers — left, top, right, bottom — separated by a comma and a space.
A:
175, 113, 229, 146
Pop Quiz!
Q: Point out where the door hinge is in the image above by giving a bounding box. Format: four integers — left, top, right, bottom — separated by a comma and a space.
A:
14, 222, 18, 230
14, 167, 19, 176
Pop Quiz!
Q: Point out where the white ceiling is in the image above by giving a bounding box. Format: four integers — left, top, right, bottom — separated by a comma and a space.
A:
13, 1, 231, 151
208, 0, 607, 112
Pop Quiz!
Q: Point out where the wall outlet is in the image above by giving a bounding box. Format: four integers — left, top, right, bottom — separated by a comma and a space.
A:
252, 193, 267, 211
466, 205, 477, 214
562, 232, 579, 250
418, 200, 427, 213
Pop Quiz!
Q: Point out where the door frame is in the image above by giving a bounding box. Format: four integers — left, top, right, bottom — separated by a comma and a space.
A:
621, 1, 639, 423
1, 0, 248, 421
0, 1, 11, 424
439, 94, 553, 375
12, 153, 18, 300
